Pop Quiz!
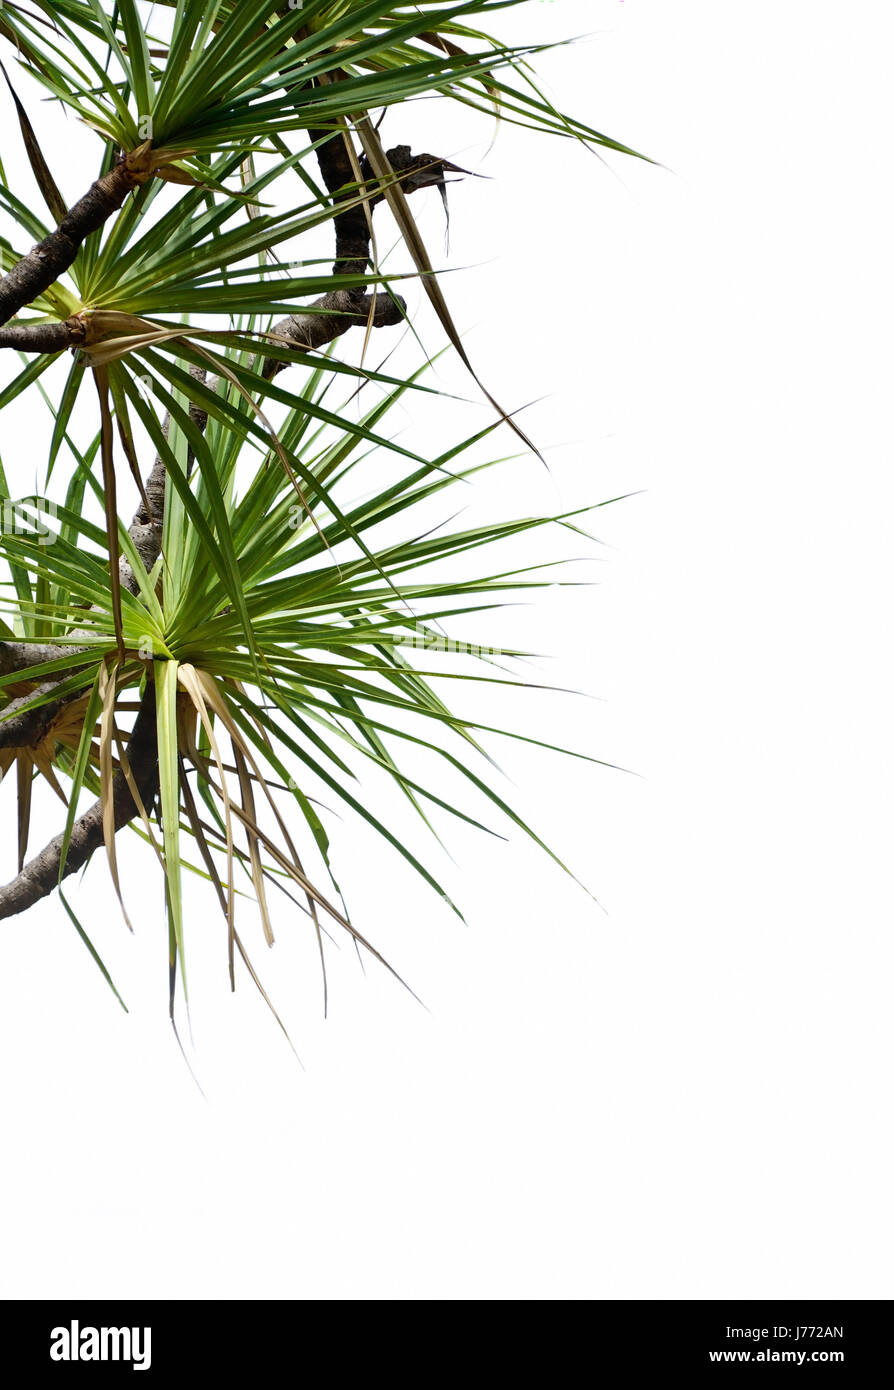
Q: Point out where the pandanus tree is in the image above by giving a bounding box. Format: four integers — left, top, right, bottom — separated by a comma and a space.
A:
0, 1, 644, 1029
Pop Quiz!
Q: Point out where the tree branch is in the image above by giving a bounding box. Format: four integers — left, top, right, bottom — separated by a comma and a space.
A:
0, 642, 74, 677
0, 683, 157, 918
0, 318, 85, 352
264, 289, 405, 379
0, 151, 153, 328
261, 140, 456, 378
0, 680, 75, 752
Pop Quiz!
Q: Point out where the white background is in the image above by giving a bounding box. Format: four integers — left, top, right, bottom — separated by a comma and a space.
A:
1, 0, 892, 1299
